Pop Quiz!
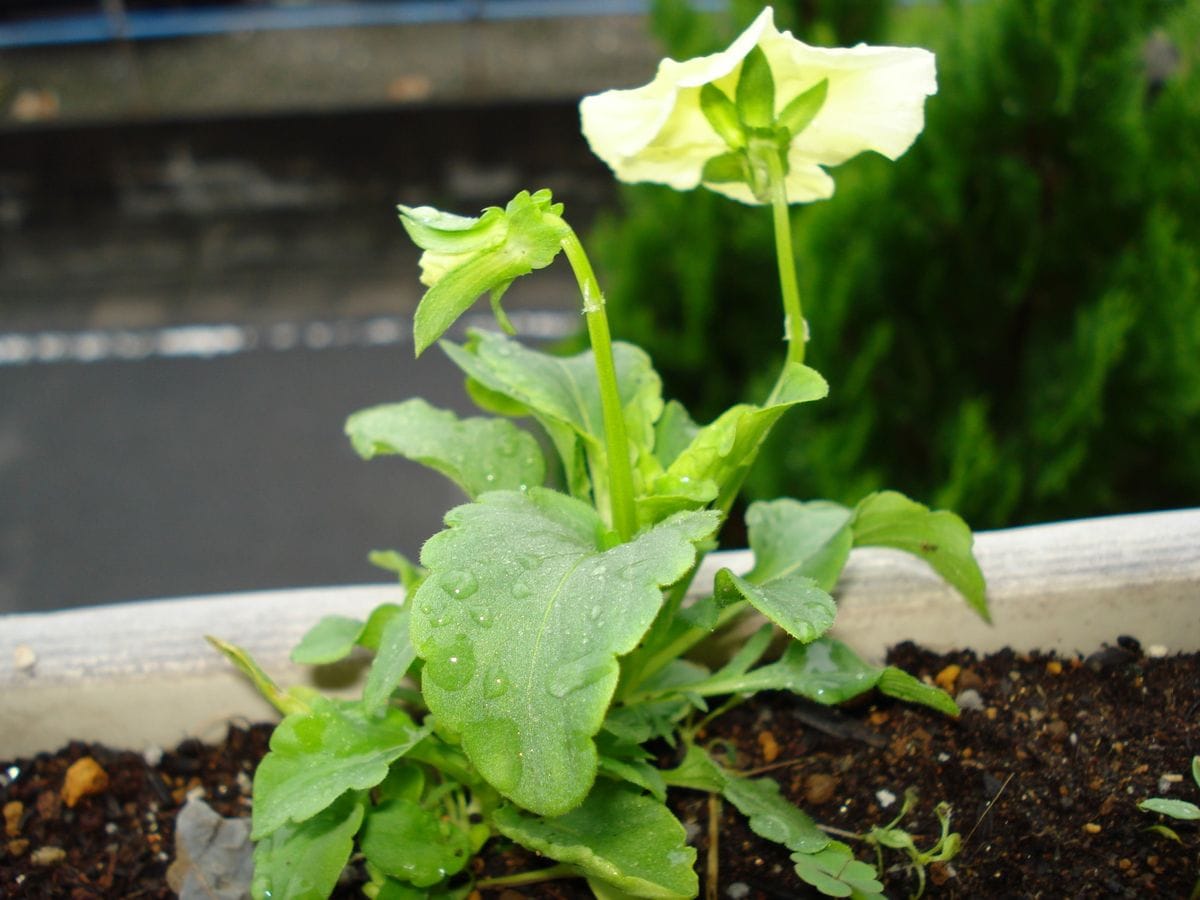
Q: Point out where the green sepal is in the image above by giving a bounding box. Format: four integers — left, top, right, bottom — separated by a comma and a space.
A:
492, 781, 698, 899
778, 78, 829, 138
251, 792, 365, 900
397, 204, 505, 256
851, 490, 989, 621
701, 151, 749, 185
699, 84, 745, 150
735, 45, 775, 129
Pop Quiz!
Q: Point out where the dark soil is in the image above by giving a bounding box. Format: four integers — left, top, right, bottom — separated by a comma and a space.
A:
2, 642, 1197, 898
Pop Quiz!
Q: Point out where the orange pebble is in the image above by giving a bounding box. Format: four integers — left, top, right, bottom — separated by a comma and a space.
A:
61, 757, 109, 808
757, 730, 780, 764
934, 664, 961, 692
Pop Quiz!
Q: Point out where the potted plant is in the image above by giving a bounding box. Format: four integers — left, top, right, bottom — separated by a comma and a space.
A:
2, 7, 1198, 897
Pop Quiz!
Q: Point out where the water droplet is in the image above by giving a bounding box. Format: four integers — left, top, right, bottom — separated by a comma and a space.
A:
548, 652, 612, 699
667, 849, 691, 866
589, 564, 606, 577
426, 634, 476, 691
484, 472, 496, 483
483, 669, 509, 698
470, 605, 494, 628
754, 815, 789, 844
588, 605, 602, 620
515, 553, 538, 570
441, 569, 479, 599
510, 579, 532, 599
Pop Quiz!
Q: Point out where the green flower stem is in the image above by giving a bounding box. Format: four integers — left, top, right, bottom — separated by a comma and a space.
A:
476, 863, 577, 889
765, 148, 806, 377
560, 228, 637, 542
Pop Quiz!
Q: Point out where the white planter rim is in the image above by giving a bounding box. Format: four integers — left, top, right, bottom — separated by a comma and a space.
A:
2, 508, 1198, 758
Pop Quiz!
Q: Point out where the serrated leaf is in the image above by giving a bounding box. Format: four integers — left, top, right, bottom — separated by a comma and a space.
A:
664, 363, 827, 509
409, 489, 717, 816
736, 45, 775, 128
362, 607, 416, 717
360, 797, 472, 887
852, 491, 989, 621
715, 569, 835, 644
1139, 798, 1200, 820
252, 698, 428, 840
493, 782, 697, 899
778, 78, 829, 138
442, 331, 663, 508
722, 775, 829, 854
291, 615, 365, 665
744, 499, 853, 592
347, 398, 544, 498
251, 792, 364, 900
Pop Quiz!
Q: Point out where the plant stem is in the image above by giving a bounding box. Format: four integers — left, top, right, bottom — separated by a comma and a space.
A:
561, 228, 637, 542
476, 863, 577, 889
766, 149, 805, 371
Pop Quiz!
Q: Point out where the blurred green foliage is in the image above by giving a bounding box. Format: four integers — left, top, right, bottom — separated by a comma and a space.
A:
590, 0, 1200, 528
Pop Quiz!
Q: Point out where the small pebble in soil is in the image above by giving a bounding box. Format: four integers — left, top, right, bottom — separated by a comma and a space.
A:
61, 756, 109, 808
956, 688, 984, 710
3, 800, 22, 837
804, 773, 838, 805
876, 788, 897, 808
30, 846, 66, 866
726, 882, 751, 899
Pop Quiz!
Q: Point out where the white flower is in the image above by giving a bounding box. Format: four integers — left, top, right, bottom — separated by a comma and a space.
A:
579, 6, 936, 204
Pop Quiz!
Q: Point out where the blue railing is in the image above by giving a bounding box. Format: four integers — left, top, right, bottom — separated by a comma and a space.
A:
1, 1, 724, 49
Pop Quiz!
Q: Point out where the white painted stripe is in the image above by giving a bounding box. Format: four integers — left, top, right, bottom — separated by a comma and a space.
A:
0, 309, 581, 367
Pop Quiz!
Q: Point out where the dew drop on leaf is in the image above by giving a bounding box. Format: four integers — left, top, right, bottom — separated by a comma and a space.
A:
441, 570, 479, 599
547, 653, 611, 699
483, 669, 510, 698
426, 634, 476, 691
588, 605, 602, 620
472, 718, 523, 793
510, 578, 532, 599
470, 605, 494, 628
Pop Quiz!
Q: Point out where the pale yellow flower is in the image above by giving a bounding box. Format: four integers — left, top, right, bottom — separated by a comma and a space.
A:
580, 6, 937, 204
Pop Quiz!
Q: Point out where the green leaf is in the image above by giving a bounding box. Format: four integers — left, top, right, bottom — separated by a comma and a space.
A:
713, 623, 774, 679
743, 499, 853, 592
442, 331, 663, 509
291, 615, 365, 665
359, 602, 407, 652
405, 191, 570, 355
598, 754, 668, 802
409, 488, 717, 816
369, 553, 425, 593
606, 660, 709, 744
251, 792, 364, 900
346, 398, 545, 498
1192, 755, 1200, 789
1139, 798, 1200, 820
493, 781, 697, 899
699, 84, 745, 150
361, 798, 472, 887
722, 775, 829, 854
362, 607, 416, 717
664, 363, 827, 509
715, 569, 835, 644
682, 637, 956, 715
852, 491, 989, 621
778, 78, 829, 138
791, 842, 884, 898
252, 697, 429, 840
736, 45, 775, 129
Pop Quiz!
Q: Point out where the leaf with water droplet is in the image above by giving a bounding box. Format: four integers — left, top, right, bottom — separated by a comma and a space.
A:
346, 398, 544, 500
360, 796, 472, 888
409, 488, 717, 816
251, 696, 429, 840
656, 363, 827, 516
743, 498, 853, 593
493, 781, 697, 899
714, 569, 835, 644
252, 791, 364, 900
442, 331, 663, 509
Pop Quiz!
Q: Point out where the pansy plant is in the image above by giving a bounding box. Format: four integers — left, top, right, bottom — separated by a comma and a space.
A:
215, 8, 987, 899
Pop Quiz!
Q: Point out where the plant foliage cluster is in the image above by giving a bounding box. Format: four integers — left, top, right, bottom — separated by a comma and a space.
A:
593, 0, 1200, 529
